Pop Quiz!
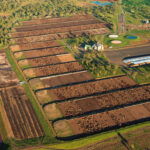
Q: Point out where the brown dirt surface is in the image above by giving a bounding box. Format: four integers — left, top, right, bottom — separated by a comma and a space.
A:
0, 52, 19, 88
11, 40, 59, 51
27, 61, 84, 78
57, 54, 75, 62
56, 85, 150, 118
0, 86, 44, 140
126, 104, 150, 120
44, 103, 62, 120
67, 112, 115, 135
47, 76, 136, 102
14, 52, 24, 59
22, 15, 95, 26
36, 90, 52, 104
58, 102, 150, 137
18, 59, 30, 67
23, 68, 36, 78
16, 19, 100, 32
12, 23, 107, 38
41, 71, 94, 89
14, 28, 109, 44
29, 78, 44, 90
53, 120, 73, 137
22, 47, 67, 58
26, 54, 75, 67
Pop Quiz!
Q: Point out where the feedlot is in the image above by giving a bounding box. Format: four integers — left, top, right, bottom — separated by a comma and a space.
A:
10, 15, 150, 138
0, 86, 44, 140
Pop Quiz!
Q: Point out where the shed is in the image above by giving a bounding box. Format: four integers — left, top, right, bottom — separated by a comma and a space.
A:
85, 45, 92, 50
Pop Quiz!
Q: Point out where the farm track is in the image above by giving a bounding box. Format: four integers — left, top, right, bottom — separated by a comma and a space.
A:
0, 86, 44, 139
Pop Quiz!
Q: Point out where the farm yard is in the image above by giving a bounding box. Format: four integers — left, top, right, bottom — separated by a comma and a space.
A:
8, 14, 150, 144
0, 86, 44, 140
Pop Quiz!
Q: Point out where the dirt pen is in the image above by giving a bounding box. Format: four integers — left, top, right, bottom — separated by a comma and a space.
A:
54, 102, 150, 137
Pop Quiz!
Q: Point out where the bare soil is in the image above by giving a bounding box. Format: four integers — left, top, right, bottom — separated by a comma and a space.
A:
0, 86, 44, 140
24, 61, 84, 78
11, 40, 59, 51
56, 85, 150, 117
62, 102, 150, 136
47, 76, 136, 102
0, 52, 19, 88
41, 71, 94, 89
22, 15, 95, 26
20, 47, 67, 59
12, 23, 107, 38
24, 54, 75, 68
14, 28, 109, 44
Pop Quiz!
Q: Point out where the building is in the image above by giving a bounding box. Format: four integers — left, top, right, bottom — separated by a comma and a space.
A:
92, 43, 104, 51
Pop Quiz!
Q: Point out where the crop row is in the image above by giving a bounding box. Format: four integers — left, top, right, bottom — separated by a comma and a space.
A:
0, 86, 44, 139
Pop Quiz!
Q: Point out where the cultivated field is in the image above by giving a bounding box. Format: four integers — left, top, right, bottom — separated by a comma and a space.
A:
0, 86, 44, 139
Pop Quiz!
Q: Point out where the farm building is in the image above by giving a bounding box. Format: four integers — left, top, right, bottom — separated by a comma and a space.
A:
123, 56, 150, 67
85, 43, 104, 51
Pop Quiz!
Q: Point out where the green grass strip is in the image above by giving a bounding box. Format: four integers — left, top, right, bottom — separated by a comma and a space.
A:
37, 121, 150, 149
5, 48, 59, 144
